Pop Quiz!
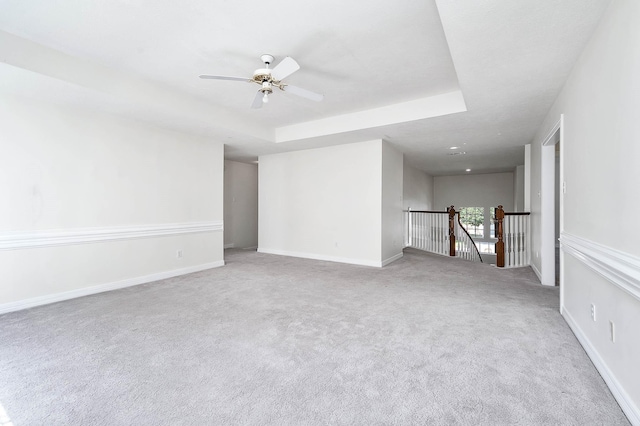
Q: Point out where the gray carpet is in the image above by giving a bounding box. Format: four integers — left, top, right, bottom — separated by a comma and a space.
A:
0, 248, 629, 425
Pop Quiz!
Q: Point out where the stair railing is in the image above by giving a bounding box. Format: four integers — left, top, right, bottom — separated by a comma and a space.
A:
454, 211, 483, 263
406, 208, 451, 256
494, 206, 531, 268
405, 206, 483, 263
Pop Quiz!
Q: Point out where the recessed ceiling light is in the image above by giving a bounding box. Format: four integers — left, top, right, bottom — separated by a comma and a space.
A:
466, 168, 471, 172
449, 146, 459, 150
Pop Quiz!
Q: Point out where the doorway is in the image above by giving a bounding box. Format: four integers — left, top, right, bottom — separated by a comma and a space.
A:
541, 116, 563, 293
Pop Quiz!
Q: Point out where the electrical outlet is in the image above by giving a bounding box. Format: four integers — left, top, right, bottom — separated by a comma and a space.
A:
590, 304, 596, 321
176, 250, 183, 259
610, 321, 615, 342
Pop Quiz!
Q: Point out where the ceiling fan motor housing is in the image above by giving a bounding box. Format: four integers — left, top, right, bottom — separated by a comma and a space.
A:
252, 69, 272, 83
253, 54, 277, 84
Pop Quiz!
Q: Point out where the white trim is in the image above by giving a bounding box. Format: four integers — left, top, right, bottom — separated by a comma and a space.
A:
0, 221, 224, 251
560, 232, 640, 302
531, 262, 543, 282
563, 308, 640, 425
540, 114, 562, 287
524, 144, 531, 212
542, 117, 562, 146
382, 252, 404, 266
258, 247, 388, 268
558, 114, 565, 309
0, 260, 225, 315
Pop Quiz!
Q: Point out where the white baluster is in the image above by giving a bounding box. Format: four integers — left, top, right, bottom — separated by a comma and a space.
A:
428, 213, 432, 253
419, 213, 423, 250
518, 216, 523, 267
412, 212, 417, 249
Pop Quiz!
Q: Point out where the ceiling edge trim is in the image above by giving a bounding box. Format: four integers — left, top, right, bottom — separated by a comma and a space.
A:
274, 90, 467, 143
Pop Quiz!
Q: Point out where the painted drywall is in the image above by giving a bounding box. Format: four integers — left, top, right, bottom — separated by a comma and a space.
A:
530, 139, 543, 277
381, 143, 404, 264
554, 153, 560, 245
0, 93, 224, 308
433, 172, 514, 212
403, 162, 434, 211
434, 172, 513, 264
514, 165, 525, 212
529, 0, 640, 421
259, 139, 397, 267
224, 160, 258, 249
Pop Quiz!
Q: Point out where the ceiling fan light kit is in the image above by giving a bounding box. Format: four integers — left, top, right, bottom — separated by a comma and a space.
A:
199, 54, 324, 109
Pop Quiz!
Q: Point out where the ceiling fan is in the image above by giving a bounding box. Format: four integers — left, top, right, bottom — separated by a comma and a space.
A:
199, 54, 324, 109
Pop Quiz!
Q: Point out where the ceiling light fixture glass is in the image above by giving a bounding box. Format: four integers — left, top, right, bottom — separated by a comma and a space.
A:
449, 146, 459, 150
262, 93, 269, 103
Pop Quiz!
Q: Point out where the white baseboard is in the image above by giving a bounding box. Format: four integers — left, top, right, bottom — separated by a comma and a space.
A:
257, 247, 390, 268
531, 262, 542, 282
225, 244, 259, 250
382, 252, 404, 266
562, 308, 640, 425
0, 260, 225, 315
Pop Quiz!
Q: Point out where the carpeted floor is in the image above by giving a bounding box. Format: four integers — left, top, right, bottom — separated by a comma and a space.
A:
0, 248, 629, 425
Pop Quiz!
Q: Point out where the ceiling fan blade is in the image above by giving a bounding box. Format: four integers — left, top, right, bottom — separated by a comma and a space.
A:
199, 75, 252, 82
282, 85, 324, 102
271, 57, 300, 81
251, 90, 264, 109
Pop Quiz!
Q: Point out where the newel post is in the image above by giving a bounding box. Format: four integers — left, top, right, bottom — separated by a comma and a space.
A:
448, 205, 456, 257
495, 205, 505, 267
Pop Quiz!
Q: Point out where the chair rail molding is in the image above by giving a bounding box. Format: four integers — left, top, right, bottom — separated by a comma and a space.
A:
560, 232, 640, 302
0, 221, 224, 250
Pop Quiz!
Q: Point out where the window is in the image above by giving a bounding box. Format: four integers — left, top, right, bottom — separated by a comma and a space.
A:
490, 207, 497, 238
458, 207, 484, 238
476, 241, 496, 254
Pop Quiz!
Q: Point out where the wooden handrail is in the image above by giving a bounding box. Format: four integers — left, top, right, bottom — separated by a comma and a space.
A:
455, 212, 483, 263
405, 210, 449, 214
405, 207, 487, 263
494, 207, 532, 268
407, 205, 528, 267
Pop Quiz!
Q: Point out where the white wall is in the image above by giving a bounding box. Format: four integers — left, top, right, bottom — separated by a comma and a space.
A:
224, 160, 258, 249
381, 142, 404, 264
433, 172, 514, 212
530, 138, 543, 276
403, 161, 434, 211
433, 172, 513, 263
529, 0, 640, 421
258, 139, 403, 267
0, 94, 224, 312
513, 165, 525, 212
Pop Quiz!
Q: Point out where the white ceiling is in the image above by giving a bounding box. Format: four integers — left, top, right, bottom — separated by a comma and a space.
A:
0, 0, 611, 175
